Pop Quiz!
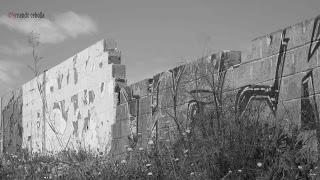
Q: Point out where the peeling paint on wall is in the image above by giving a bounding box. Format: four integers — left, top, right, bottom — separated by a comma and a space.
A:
71, 94, 79, 114
89, 90, 95, 104
57, 73, 63, 89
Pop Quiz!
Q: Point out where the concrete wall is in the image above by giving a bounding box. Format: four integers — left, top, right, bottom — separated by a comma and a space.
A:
111, 14, 320, 156
1, 39, 125, 155
1, 14, 320, 156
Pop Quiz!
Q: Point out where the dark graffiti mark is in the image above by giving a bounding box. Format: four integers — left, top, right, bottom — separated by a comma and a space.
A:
99, 62, 103, 68
73, 68, 78, 85
300, 16, 320, 131
67, 69, 70, 84
73, 54, 77, 66
53, 102, 60, 110
73, 112, 81, 137
73, 121, 78, 137
308, 15, 320, 62
114, 84, 121, 105
59, 100, 69, 122
235, 29, 289, 117
100, 82, 105, 93
72, 54, 78, 85
83, 90, 88, 105
86, 56, 90, 67
57, 73, 63, 89
89, 90, 95, 104
120, 86, 140, 147
83, 110, 91, 132
71, 94, 79, 114
301, 71, 319, 130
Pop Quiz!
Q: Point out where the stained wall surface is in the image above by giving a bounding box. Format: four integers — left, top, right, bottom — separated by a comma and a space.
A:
112, 14, 320, 156
1, 39, 125, 154
1, 14, 320, 156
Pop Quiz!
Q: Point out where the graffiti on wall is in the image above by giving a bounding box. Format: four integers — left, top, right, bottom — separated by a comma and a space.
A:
301, 15, 320, 130
187, 53, 228, 124
235, 29, 290, 118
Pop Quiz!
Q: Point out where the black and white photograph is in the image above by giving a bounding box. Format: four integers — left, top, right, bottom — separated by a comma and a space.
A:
0, 0, 320, 179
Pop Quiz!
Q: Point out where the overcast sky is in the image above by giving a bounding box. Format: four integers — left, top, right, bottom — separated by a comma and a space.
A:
0, 0, 320, 96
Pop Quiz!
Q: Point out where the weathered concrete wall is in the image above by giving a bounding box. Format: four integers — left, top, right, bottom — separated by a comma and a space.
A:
112, 14, 320, 156
1, 39, 125, 155
1, 88, 23, 154
1, 14, 320, 156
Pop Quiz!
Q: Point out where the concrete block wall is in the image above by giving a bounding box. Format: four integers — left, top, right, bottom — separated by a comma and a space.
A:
113, 14, 320, 155
1, 39, 125, 155
1, 14, 320, 156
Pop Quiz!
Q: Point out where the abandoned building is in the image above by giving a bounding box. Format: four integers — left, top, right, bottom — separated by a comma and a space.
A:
1, 14, 320, 157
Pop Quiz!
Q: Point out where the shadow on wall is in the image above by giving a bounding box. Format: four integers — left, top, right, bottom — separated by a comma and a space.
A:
1, 88, 23, 154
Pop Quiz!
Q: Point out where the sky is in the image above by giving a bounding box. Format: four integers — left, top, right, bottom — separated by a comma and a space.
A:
0, 0, 320, 96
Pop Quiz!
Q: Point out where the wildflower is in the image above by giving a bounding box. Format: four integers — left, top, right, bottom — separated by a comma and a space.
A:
238, 169, 242, 172
183, 149, 189, 154
121, 160, 127, 164
127, 147, 133, 152
228, 170, 232, 174
174, 158, 179, 162
186, 129, 191, 134
139, 147, 144, 151
147, 172, 153, 176
148, 140, 154, 145
146, 163, 151, 167
257, 162, 262, 167
298, 165, 303, 170
190, 172, 194, 175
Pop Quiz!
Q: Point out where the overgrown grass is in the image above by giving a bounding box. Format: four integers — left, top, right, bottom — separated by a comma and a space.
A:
1, 107, 320, 179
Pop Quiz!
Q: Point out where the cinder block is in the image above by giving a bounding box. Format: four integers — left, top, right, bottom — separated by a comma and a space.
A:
281, 51, 295, 77
131, 79, 152, 97
251, 37, 262, 61
293, 45, 317, 74
137, 113, 151, 134
111, 122, 121, 138
279, 73, 304, 101
120, 120, 130, 138
252, 57, 275, 83
287, 17, 316, 50
138, 96, 151, 116
261, 30, 283, 58
233, 62, 254, 88
112, 64, 126, 79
